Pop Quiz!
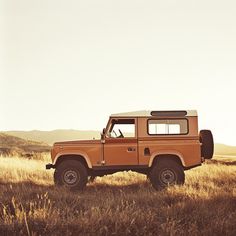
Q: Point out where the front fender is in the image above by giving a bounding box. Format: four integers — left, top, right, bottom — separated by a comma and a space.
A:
53, 151, 92, 168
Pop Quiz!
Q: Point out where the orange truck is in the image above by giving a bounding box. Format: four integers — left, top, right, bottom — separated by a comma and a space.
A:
46, 110, 214, 190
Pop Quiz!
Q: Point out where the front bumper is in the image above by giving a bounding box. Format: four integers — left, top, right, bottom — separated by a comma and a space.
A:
46, 163, 55, 169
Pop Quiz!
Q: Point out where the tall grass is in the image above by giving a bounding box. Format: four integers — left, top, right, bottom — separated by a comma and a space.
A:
0, 156, 235, 236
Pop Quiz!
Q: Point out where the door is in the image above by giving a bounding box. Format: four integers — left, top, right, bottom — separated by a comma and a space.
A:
104, 118, 138, 166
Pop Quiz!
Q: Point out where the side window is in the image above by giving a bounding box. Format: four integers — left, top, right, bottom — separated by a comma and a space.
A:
108, 119, 135, 138
148, 119, 188, 135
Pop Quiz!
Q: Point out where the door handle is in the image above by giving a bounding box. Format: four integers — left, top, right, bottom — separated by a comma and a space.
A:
127, 147, 136, 152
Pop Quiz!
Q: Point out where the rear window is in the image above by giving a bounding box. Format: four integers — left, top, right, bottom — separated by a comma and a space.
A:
148, 119, 188, 135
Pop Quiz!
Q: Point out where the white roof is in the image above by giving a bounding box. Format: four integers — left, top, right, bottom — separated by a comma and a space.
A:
111, 110, 197, 117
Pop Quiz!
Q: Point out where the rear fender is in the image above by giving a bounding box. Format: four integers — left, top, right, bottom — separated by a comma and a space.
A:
148, 150, 185, 167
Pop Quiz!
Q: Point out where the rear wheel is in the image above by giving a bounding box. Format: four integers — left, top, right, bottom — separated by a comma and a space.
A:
54, 160, 88, 191
149, 159, 185, 190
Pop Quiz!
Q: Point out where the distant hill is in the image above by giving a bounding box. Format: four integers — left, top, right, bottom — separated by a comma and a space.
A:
0, 133, 51, 156
214, 143, 236, 156
4, 130, 101, 145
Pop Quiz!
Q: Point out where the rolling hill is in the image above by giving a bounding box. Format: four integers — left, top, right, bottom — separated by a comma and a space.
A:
4, 130, 100, 145
214, 143, 236, 156
0, 133, 51, 156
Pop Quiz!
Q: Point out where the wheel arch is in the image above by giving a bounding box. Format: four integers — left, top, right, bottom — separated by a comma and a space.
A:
54, 153, 92, 169
149, 151, 185, 168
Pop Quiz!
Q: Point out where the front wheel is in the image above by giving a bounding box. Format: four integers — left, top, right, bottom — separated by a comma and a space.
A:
54, 160, 88, 191
149, 159, 185, 190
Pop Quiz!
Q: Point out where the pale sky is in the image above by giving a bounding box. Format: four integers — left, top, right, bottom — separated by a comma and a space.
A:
1, 0, 236, 145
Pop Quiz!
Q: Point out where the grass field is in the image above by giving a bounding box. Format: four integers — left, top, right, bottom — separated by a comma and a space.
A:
0, 155, 235, 236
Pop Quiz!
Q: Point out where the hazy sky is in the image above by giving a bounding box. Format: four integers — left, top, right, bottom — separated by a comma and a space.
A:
1, 0, 236, 145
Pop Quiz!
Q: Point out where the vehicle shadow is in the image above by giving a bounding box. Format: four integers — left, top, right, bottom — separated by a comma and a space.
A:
208, 159, 236, 166
0, 179, 152, 197
86, 181, 151, 192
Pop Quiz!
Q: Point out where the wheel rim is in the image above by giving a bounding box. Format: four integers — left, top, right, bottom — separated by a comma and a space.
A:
63, 170, 79, 186
159, 169, 176, 185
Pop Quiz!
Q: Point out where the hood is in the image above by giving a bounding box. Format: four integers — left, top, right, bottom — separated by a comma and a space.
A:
54, 139, 101, 146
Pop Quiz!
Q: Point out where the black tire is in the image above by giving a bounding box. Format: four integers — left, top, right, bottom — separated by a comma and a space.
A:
149, 159, 185, 190
199, 130, 214, 159
54, 160, 88, 191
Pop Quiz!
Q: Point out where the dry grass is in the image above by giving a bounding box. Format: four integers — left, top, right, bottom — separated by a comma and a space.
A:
0, 155, 236, 236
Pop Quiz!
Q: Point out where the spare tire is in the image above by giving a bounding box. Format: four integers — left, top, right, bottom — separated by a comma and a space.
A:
199, 130, 214, 159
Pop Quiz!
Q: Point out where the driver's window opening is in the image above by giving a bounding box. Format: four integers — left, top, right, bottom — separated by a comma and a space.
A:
108, 119, 135, 138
